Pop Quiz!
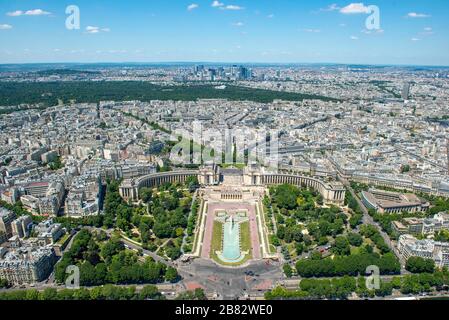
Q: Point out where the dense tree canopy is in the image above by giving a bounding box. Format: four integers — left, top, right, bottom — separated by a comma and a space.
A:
333, 236, 351, 256
0, 81, 338, 109
405, 257, 435, 274
295, 253, 400, 278
348, 233, 363, 247
273, 184, 301, 210
54, 230, 178, 286
0, 285, 164, 301
176, 288, 207, 300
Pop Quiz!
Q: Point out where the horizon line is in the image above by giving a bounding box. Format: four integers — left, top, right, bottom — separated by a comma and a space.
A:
1, 61, 449, 68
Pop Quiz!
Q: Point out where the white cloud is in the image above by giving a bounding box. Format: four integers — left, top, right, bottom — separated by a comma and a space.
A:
25, 9, 51, 16
320, 4, 340, 12
232, 21, 244, 27
86, 26, 110, 34
420, 27, 433, 36
303, 28, 321, 33
407, 12, 430, 18
86, 26, 100, 34
187, 3, 199, 11
211, 1, 224, 7
7, 10, 24, 17
340, 3, 370, 14
0, 24, 12, 30
411, 38, 421, 41
7, 9, 51, 16
267, 14, 274, 19
212, 2, 244, 11
350, 35, 359, 40
221, 5, 244, 11
362, 28, 384, 34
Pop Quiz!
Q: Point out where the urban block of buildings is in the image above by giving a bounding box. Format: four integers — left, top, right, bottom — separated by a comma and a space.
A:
361, 189, 430, 214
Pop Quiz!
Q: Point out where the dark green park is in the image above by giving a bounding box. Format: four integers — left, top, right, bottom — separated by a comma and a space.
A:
0, 81, 338, 109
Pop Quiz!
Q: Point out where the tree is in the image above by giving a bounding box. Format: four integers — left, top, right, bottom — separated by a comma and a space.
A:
316, 194, 324, 206
140, 285, 163, 300
57, 288, 76, 300
349, 214, 363, 229
270, 235, 280, 247
153, 221, 173, 239
311, 251, 322, 260
25, 289, 39, 300
276, 226, 286, 240
95, 263, 108, 284
139, 220, 151, 243
273, 184, 301, 210
175, 227, 184, 238
348, 233, 363, 247
375, 282, 393, 297
296, 253, 400, 278
165, 267, 179, 283
283, 264, 293, 278
139, 187, 153, 203
176, 288, 207, 300
40, 288, 58, 300
0, 279, 9, 289
333, 236, 351, 256
405, 257, 435, 274
299, 277, 356, 299
296, 243, 305, 256
79, 261, 97, 286
186, 176, 199, 192
318, 236, 329, 246
101, 238, 124, 263
48, 156, 64, 170
435, 230, 449, 242
193, 288, 207, 300
391, 276, 402, 289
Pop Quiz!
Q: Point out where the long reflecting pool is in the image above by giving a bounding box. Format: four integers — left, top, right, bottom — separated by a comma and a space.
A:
222, 220, 241, 261
218, 219, 245, 263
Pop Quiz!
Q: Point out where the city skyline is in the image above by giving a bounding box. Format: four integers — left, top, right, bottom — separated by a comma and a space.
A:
0, 0, 448, 65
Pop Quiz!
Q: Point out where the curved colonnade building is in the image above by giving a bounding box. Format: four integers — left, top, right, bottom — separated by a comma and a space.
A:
119, 165, 346, 205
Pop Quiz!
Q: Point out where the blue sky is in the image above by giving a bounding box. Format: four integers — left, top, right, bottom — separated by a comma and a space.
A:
0, 0, 448, 65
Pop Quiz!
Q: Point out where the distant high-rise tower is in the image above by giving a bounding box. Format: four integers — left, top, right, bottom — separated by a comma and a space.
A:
402, 82, 411, 100
194, 65, 204, 74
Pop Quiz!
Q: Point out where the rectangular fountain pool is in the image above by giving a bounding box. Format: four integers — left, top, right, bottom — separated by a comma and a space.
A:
220, 220, 243, 263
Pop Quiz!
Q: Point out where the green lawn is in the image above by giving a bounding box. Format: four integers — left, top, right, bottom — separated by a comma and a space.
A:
240, 221, 251, 252
210, 221, 224, 263
191, 200, 204, 253
259, 202, 277, 254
